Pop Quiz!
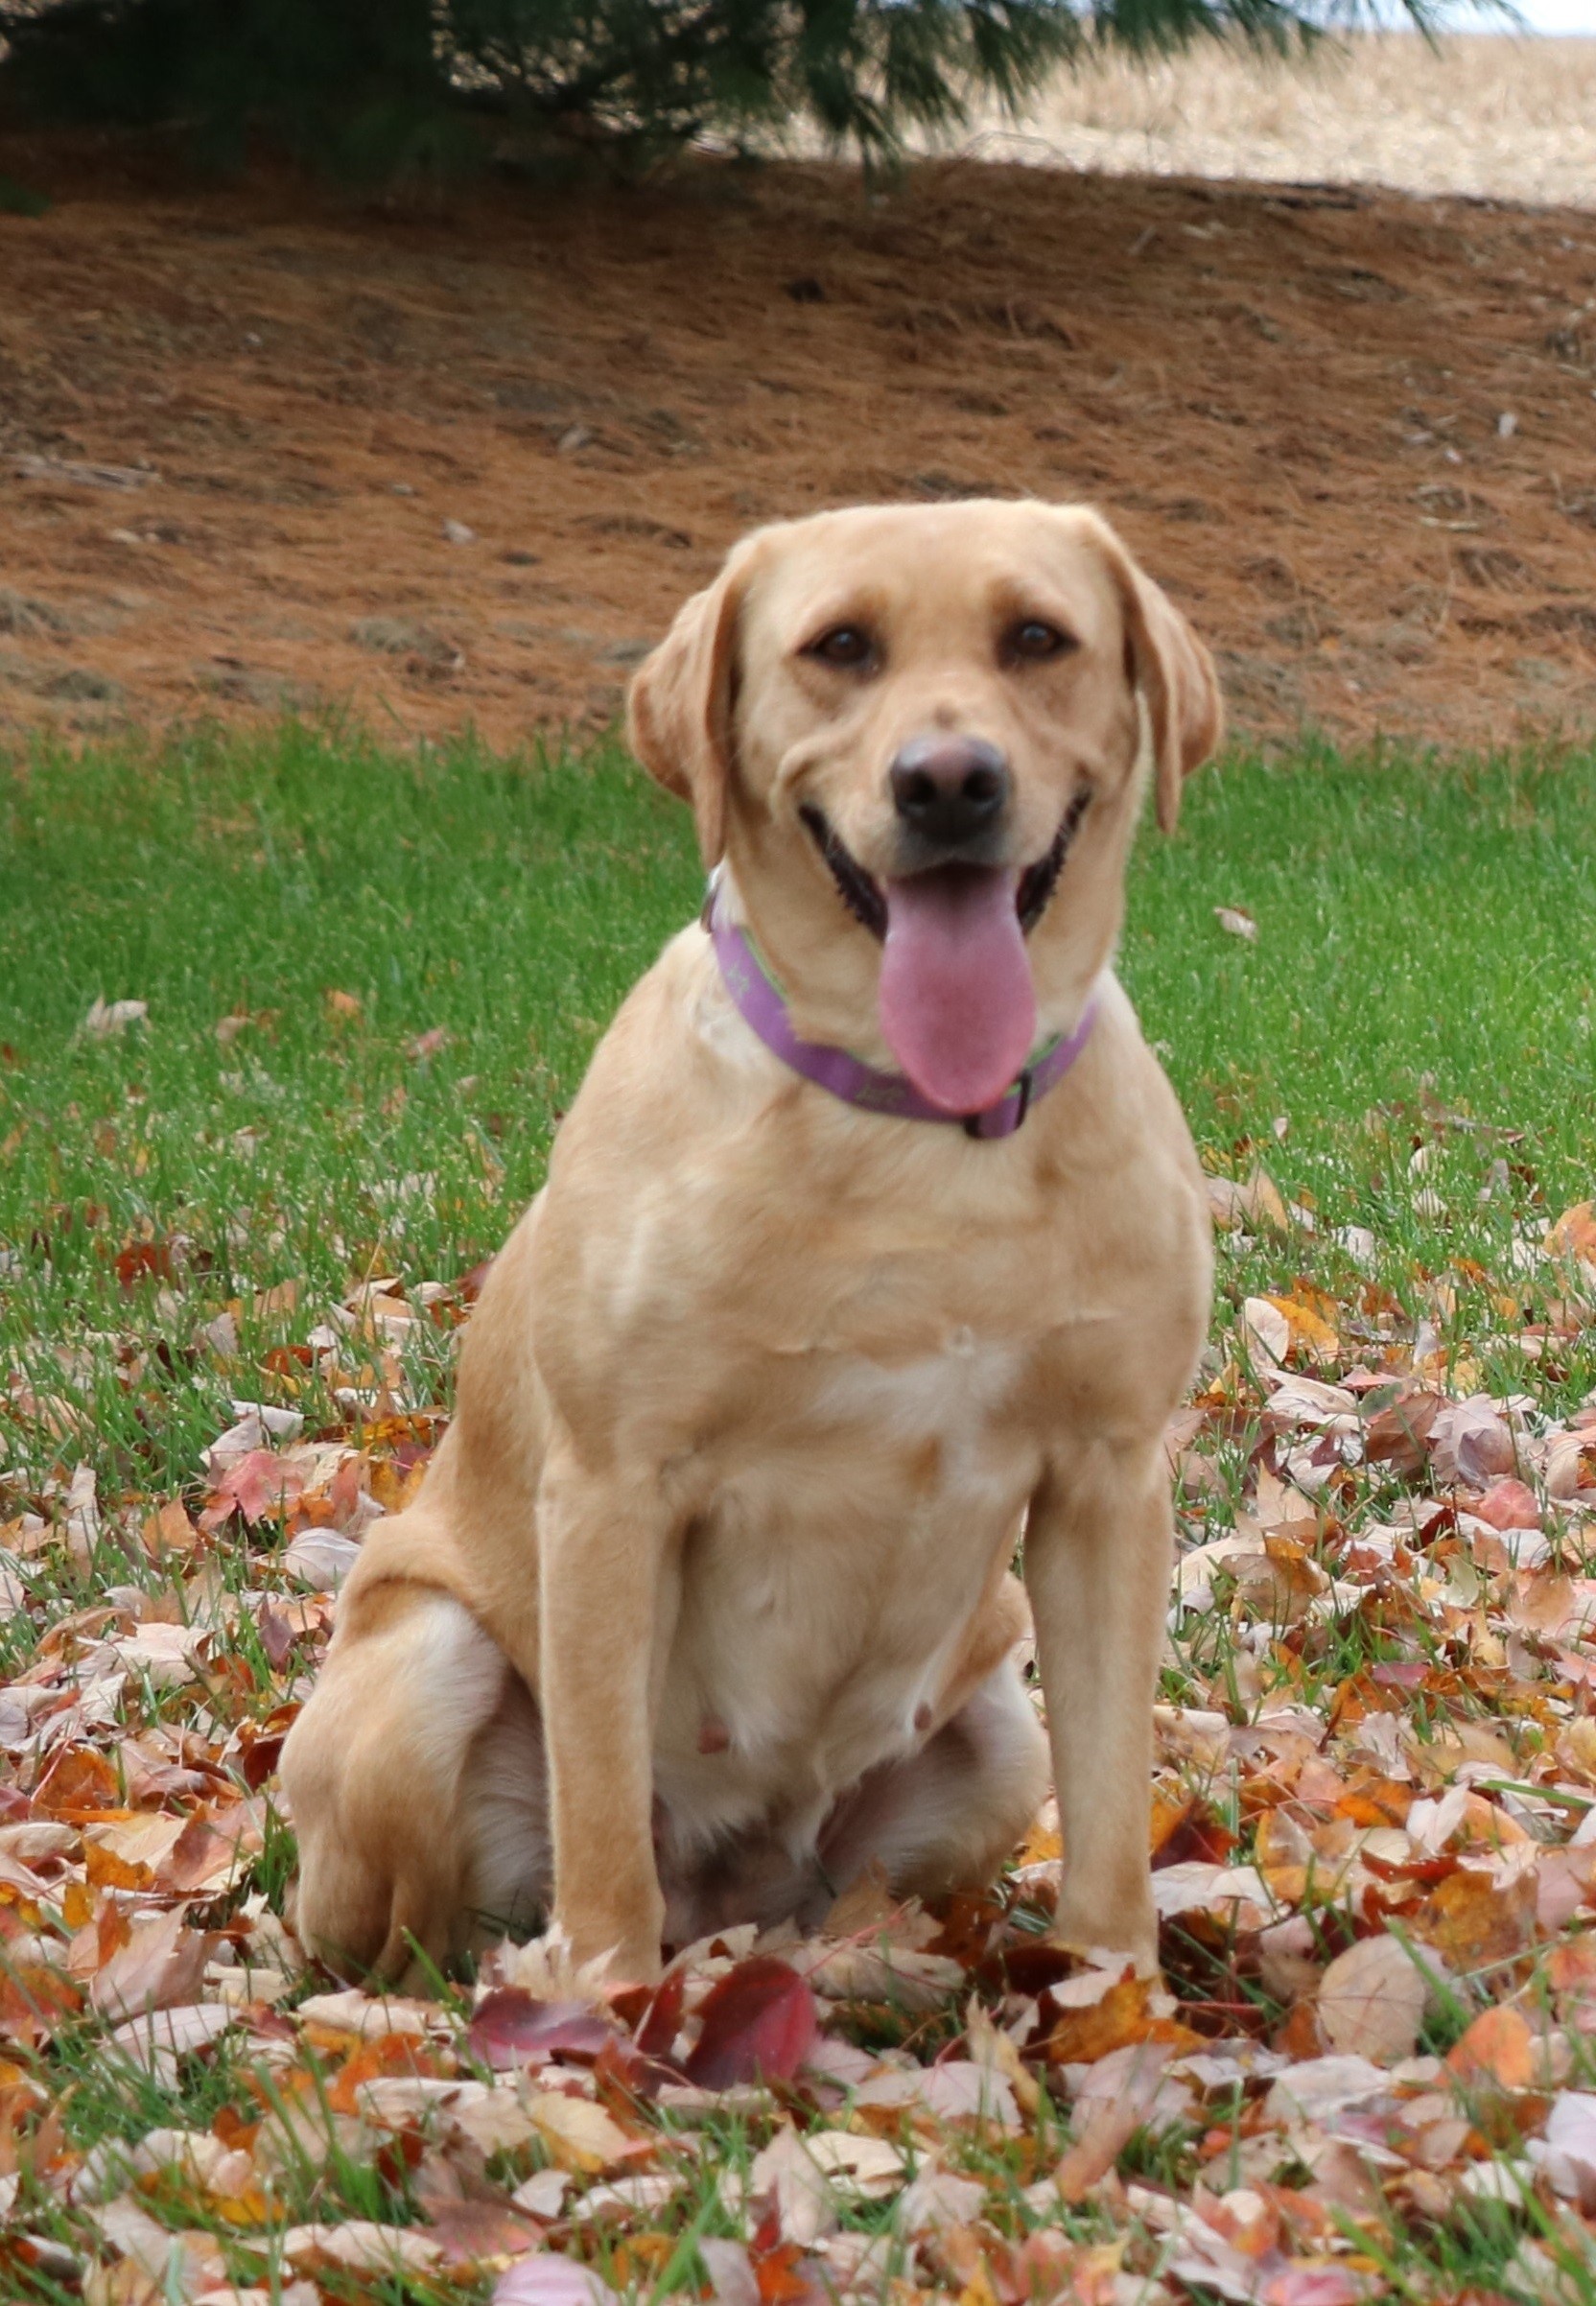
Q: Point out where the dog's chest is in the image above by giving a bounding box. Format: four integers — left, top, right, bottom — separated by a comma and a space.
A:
653, 1331, 1036, 1845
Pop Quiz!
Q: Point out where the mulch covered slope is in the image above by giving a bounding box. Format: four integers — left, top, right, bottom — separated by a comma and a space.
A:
1, 138, 1595, 750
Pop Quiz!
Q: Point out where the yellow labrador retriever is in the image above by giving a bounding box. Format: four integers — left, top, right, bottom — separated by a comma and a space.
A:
281, 499, 1220, 1988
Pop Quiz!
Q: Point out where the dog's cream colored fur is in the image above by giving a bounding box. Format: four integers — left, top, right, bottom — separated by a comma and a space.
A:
281, 499, 1220, 1987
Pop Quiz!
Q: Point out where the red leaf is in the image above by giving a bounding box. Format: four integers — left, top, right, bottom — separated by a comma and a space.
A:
115, 1237, 174, 1290
634, 1966, 685, 2059
200, 1448, 309, 1530
468, 1989, 618, 2070
1473, 1477, 1539, 1531
684, 1956, 817, 2088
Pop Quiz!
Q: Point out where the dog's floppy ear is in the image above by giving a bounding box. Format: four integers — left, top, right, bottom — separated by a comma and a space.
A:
626, 541, 755, 868
1081, 511, 1223, 833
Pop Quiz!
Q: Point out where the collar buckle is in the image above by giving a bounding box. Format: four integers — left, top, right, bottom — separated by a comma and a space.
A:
964, 1067, 1032, 1141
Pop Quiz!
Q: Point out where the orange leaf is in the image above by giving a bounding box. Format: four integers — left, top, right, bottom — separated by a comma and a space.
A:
34, 1746, 120, 1817
0, 1965, 82, 2044
1546, 1202, 1596, 1263
1040, 1974, 1198, 2066
325, 2034, 441, 2115
1264, 1291, 1341, 1363
754, 2243, 816, 2305
1017, 1815, 1064, 1868
83, 1843, 152, 1892
59, 1880, 93, 1932
1419, 1868, 1537, 1969
1446, 2005, 1537, 2091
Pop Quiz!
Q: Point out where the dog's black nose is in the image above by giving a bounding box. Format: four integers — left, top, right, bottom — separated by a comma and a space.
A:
889, 735, 1011, 851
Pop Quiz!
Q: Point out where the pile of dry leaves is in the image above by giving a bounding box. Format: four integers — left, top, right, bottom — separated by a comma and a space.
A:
6, 1196, 1596, 2303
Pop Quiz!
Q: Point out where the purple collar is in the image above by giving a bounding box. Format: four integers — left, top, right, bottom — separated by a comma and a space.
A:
707, 886, 1095, 1141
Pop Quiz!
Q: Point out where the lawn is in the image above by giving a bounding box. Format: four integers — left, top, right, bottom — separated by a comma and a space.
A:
2, 727, 1596, 2303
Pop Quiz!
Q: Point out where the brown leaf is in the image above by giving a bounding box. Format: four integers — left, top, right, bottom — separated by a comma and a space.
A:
1315, 1933, 1426, 2064
823, 1858, 899, 1936
91, 1909, 211, 2021
140, 1497, 199, 1558
1052, 2042, 1172, 2202
425, 2197, 545, 2268
1363, 1386, 1443, 1476
157, 1808, 251, 1895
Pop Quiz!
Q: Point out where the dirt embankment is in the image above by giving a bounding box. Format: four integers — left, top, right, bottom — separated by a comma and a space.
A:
1, 135, 1594, 752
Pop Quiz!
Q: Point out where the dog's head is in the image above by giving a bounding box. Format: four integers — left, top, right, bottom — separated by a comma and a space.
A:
628, 500, 1221, 1117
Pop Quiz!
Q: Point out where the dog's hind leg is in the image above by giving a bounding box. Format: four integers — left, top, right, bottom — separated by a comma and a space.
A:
281, 1576, 548, 1988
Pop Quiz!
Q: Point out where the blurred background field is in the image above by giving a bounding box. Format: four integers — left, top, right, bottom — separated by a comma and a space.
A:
953, 32, 1596, 206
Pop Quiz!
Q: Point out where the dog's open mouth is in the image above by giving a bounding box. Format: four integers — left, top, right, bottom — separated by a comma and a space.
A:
798, 788, 1091, 1117
799, 785, 1091, 946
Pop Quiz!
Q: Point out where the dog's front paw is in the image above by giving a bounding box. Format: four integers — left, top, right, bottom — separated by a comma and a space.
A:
1051, 1892, 1160, 1981
554, 1894, 666, 1988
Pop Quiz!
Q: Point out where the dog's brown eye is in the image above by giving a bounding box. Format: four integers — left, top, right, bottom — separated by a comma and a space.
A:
806, 624, 876, 671
1006, 620, 1074, 664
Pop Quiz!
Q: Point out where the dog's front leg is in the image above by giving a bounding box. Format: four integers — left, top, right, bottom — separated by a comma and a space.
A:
535, 1440, 674, 1983
1024, 1440, 1172, 1973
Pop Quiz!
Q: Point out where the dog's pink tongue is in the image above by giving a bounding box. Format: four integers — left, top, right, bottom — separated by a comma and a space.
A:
879, 867, 1035, 1116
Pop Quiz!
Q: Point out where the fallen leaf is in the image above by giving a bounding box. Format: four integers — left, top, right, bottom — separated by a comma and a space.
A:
1546, 1202, 1596, 1267
1315, 1933, 1427, 2064
897, 2167, 988, 2235
1471, 1477, 1539, 1532
469, 1989, 618, 2069
91, 1910, 210, 2021
685, 1956, 817, 2087
801, 2131, 904, 2198
699, 2237, 761, 2306
295, 1988, 430, 2038
1053, 2042, 1173, 2201
1530, 2089, 1596, 2210
428, 2198, 546, 2267
140, 1497, 199, 1557
1446, 2004, 1537, 2092
282, 2220, 442, 2273
1259, 2267, 1377, 2306
749, 2124, 839, 2247
1262, 2055, 1390, 2128
525, 2089, 643, 2174
1419, 1868, 1537, 1971
82, 997, 148, 1036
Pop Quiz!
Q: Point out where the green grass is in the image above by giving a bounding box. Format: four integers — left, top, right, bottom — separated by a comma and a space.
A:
2, 725, 1593, 1515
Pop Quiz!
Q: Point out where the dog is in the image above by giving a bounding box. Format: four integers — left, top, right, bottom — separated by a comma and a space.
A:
280, 497, 1220, 1988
